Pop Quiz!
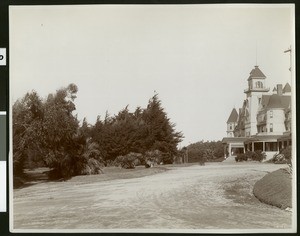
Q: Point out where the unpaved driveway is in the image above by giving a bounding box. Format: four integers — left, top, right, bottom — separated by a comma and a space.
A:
13, 162, 293, 231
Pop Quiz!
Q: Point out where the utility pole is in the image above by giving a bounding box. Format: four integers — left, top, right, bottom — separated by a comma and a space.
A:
284, 46, 292, 72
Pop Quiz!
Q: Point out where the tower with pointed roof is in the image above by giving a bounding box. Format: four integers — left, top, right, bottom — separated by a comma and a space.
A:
223, 63, 292, 160
283, 83, 291, 95
226, 108, 238, 137
244, 65, 270, 137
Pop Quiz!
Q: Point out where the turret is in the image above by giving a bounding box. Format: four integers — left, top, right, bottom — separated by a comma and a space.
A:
244, 65, 270, 137
226, 108, 238, 137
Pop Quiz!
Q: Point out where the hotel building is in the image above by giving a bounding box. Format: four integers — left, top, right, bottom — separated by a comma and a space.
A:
222, 65, 292, 160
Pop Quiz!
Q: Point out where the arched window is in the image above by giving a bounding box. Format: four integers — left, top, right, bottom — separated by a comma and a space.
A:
256, 81, 263, 88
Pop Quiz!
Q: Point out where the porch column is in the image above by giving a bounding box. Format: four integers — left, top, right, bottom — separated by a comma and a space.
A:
251, 142, 254, 152
263, 141, 265, 152
228, 143, 232, 156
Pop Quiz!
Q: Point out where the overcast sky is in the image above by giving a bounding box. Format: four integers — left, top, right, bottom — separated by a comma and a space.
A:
10, 4, 294, 146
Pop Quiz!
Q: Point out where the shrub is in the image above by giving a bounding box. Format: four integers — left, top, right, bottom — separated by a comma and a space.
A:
271, 153, 286, 164
281, 146, 292, 164
270, 146, 292, 164
235, 151, 266, 162
145, 150, 163, 166
105, 159, 115, 167
253, 150, 266, 162
80, 158, 104, 175
114, 155, 134, 169
253, 168, 292, 209
114, 152, 143, 169
187, 141, 224, 162
235, 153, 247, 162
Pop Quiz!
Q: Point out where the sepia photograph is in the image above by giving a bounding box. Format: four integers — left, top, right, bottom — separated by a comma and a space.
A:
9, 4, 296, 233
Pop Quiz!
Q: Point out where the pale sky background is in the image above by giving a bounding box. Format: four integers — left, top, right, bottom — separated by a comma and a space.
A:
10, 4, 294, 147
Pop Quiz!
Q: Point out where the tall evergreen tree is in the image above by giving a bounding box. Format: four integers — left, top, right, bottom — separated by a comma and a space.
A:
13, 91, 45, 176
143, 94, 183, 163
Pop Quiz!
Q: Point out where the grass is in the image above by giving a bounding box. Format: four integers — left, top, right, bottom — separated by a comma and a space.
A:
253, 168, 292, 209
15, 162, 207, 189
68, 166, 168, 184
15, 163, 197, 188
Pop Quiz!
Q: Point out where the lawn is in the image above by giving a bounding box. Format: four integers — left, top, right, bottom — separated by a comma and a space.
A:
15, 163, 199, 189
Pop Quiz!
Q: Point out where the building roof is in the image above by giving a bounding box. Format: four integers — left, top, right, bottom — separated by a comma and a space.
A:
227, 108, 239, 123
266, 94, 283, 109
272, 87, 277, 92
261, 95, 271, 107
223, 135, 290, 144
280, 96, 291, 109
247, 65, 266, 80
245, 135, 286, 142
283, 83, 291, 93
262, 94, 291, 109
222, 137, 248, 144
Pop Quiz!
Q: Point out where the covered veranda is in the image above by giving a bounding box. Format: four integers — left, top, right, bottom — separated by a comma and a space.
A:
222, 137, 248, 158
244, 135, 284, 153
277, 132, 292, 151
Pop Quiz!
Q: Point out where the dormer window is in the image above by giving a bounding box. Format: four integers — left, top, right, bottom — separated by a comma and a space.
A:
270, 110, 273, 118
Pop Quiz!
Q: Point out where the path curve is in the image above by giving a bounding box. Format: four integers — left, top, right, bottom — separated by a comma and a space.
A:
13, 162, 292, 231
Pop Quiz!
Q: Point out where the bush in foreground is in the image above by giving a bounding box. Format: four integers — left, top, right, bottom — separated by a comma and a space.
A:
253, 168, 292, 209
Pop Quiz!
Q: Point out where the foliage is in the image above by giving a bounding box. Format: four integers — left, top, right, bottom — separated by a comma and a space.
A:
90, 94, 183, 164
270, 146, 292, 164
186, 141, 224, 163
80, 158, 104, 175
281, 146, 292, 164
13, 88, 183, 181
114, 152, 143, 169
144, 150, 163, 167
13, 84, 105, 180
253, 168, 292, 209
13, 91, 45, 177
235, 151, 266, 162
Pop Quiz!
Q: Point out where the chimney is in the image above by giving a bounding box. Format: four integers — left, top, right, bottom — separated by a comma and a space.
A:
277, 84, 283, 96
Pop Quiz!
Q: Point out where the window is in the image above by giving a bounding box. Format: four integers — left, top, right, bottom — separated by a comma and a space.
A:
256, 81, 263, 88
229, 125, 232, 130
270, 123, 273, 132
270, 110, 273, 118
258, 98, 261, 104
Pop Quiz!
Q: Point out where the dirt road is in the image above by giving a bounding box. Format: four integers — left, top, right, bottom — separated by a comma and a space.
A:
13, 162, 293, 231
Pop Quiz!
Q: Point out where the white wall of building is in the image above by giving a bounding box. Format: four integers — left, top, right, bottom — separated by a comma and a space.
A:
266, 109, 286, 135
